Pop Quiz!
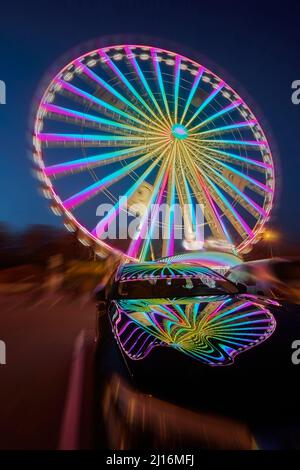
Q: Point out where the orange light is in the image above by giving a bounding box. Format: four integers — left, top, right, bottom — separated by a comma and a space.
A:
262, 229, 280, 242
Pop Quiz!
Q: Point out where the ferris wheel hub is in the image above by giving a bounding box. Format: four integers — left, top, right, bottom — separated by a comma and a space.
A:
171, 123, 189, 140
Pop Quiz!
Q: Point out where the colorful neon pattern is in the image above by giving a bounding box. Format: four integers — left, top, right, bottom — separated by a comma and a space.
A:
157, 251, 243, 271
33, 44, 275, 260
112, 296, 276, 365
116, 262, 225, 288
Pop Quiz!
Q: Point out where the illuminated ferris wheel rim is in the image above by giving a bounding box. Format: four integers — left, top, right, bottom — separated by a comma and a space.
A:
33, 43, 275, 260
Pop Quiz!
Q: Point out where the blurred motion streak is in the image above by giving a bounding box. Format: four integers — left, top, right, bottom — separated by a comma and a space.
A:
0, 223, 120, 296
102, 374, 256, 450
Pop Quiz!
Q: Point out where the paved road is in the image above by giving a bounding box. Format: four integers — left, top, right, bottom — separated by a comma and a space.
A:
0, 291, 95, 449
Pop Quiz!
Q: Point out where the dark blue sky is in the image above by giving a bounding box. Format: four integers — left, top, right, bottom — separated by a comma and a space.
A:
0, 0, 300, 239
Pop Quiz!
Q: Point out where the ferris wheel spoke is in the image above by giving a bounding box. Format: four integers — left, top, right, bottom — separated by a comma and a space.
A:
211, 168, 266, 216
124, 46, 170, 128
198, 138, 268, 149
91, 154, 165, 239
200, 172, 253, 238
186, 140, 266, 218
175, 154, 201, 244
184, 140, 255, 238
197, 152, 272, 196
186, 140, 272, 196
191, 150, 266, 219
194, 146, 273, 173
62, 145, 167, 210
98, 49, 167, 130
188, 99, 242, 133
174, 55, 181, 123
179, 67, 204, 125
150, 48, 172, 124
74, 60, 167, 134
36, 132, 166, 148
138, 161, 172, 262
179, 142, 231, 242
138, 144, 177, 261
55, 79, 159, 131
162, 161, 176, 257
44, 140, 165, 177
42, 103, 148, 135
180, 171, 202, 244
184, 82, 225, 128
127, 145, 173, 259
193, 120, 257, 138
184, 168, 232, 244
206, 167, 263, 220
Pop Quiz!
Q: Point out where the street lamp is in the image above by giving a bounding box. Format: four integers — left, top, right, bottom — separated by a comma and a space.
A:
262, 229, 280, 257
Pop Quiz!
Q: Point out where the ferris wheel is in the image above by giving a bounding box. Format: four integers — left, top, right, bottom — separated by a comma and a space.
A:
33, 44, 275, 261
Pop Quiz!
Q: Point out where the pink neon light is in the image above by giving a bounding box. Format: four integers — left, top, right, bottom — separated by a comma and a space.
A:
128, 165, 170, 258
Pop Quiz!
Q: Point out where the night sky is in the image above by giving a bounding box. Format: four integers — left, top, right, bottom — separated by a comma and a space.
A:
0, 0, 300, 240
